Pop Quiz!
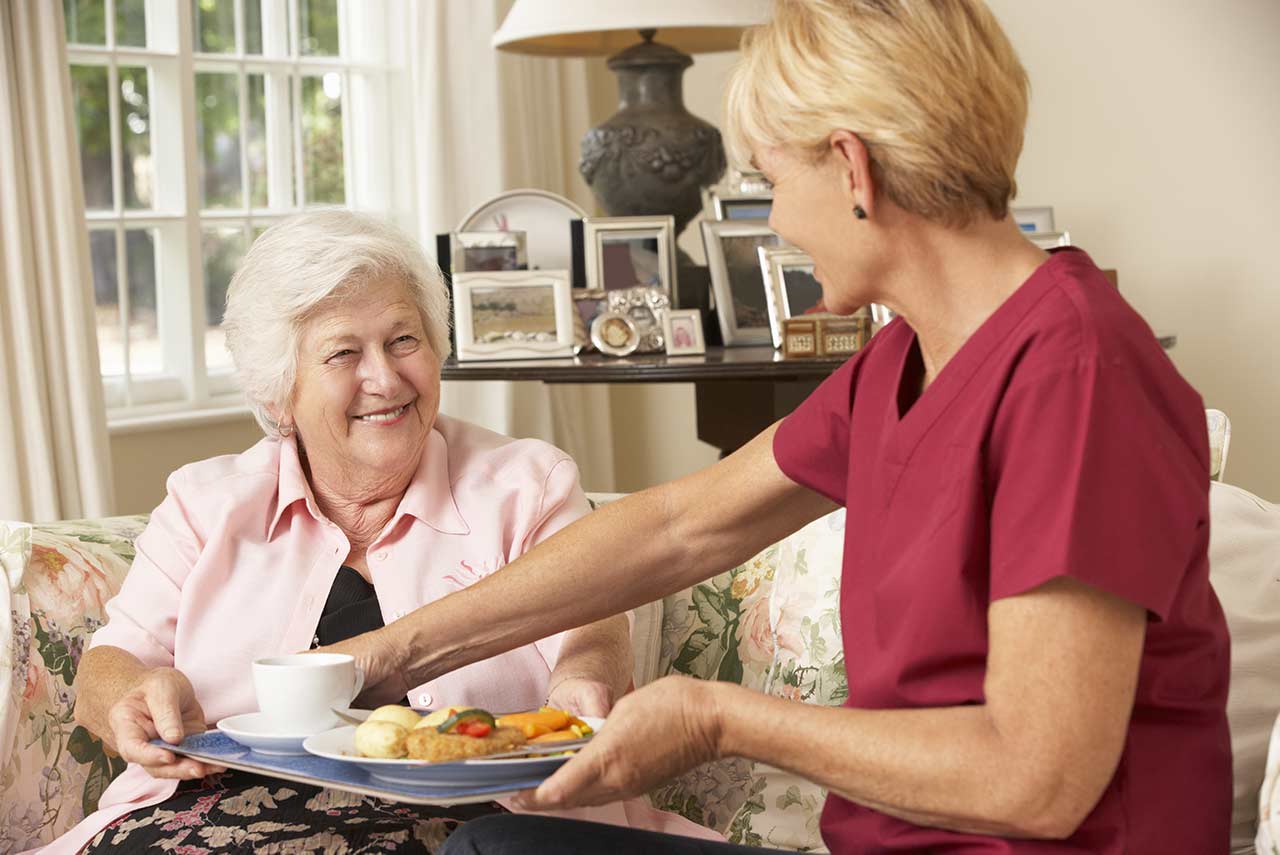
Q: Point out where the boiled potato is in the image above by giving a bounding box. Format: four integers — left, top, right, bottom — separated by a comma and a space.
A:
415, 706, 464, 730
354, 719, 408, 759
367, 705, 422, 731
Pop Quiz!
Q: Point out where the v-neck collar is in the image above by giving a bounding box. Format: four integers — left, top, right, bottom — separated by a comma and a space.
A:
883, 249, 1077, 464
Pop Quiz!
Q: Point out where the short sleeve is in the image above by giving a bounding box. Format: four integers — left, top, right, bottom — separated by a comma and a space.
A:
773, 349, 865, 505
988, 357, 1209, 620
88, 469, 204, 666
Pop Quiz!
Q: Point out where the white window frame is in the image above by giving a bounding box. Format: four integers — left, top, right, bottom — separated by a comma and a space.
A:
67, 0, 405, 428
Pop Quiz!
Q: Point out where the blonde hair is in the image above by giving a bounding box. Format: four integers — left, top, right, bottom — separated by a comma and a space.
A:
222, 209, 451, 438
725, 0, 1030, 226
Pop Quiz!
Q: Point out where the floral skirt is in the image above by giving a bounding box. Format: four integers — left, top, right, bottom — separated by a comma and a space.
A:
83, 769, 506, 853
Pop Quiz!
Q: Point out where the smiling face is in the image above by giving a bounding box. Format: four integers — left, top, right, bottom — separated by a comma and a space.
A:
755, 144, 887, 317
283, 275, 440, 482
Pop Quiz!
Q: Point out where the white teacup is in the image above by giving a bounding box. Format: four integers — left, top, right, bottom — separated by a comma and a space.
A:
252, 653, 363, 734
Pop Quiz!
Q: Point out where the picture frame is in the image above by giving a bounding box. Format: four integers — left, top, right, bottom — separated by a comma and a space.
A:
1029, 230, 1072, 250
448, 231, 528, 273
572, 288, 608, 353
452, 270, 574, 361
708, 189, 774, 222
1011, 206, 1055, 235
758, 246, 826, 349
606, 287, 669, 353
590, 311, 640, 357
582, 215, 676, 304
701, 219, 785, 346
662, 308, 706, 356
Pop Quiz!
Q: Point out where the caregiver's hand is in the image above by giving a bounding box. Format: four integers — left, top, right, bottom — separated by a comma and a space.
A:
108, 667, 224, 780
513, 675, 722, 810
316, 628, 411, 707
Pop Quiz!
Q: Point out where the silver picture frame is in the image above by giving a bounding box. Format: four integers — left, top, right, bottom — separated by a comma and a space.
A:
1028, 230, 1072, 250
590, 311, 640, 357
701, 219, 785, 346
449, 231, 528, 273
452, 270, 574, 361
758, 246, 825, 349
582, 215, 676, 304
662, 308, 706, 356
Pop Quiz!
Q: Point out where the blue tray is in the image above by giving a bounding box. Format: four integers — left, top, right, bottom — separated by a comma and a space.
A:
155, 732, 547, 806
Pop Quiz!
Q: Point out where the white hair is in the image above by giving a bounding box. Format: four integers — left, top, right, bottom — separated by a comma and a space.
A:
222, 209, 451, 438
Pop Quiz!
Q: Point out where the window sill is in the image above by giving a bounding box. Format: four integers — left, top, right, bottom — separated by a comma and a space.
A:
107, 402, 255, 435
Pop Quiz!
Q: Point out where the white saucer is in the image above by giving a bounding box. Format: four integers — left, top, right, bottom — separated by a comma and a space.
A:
217, 712, 335, 756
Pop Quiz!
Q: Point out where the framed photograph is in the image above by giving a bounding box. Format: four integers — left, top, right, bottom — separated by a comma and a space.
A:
606, 287, 668, 353
590, 311, 640, 357
663, 309, 706, 356
452, 270, 574, 361
1011, 206, 1055, 234
758, 246, 825, 349
701, 219, 785, 346
709, 189, 774, 222
571, 289, 607, 353
582, 216, 676, 303
449, 231, 528, 273
1029, 230, 1072, 250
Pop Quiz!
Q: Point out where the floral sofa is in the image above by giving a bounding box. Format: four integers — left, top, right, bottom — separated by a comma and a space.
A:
3, 470, 1278, 853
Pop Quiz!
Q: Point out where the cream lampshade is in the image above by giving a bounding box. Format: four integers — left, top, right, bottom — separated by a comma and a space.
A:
493, 0, 770, 257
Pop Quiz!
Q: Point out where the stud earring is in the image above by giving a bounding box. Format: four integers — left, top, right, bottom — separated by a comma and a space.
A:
853, 205, 868, 220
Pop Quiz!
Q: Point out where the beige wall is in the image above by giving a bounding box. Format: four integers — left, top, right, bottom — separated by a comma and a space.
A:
106, 1, 1280, 512
606, 0, 1280, 499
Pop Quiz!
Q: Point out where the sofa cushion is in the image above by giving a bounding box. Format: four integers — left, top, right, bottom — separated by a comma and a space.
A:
0, 516, 142, 851
1206, 482, 1280, 853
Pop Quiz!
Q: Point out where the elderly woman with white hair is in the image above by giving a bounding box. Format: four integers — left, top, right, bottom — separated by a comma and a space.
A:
49, 210, 715, 854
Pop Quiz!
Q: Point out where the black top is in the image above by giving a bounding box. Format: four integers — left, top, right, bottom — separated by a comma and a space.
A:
311, 565, 385, 648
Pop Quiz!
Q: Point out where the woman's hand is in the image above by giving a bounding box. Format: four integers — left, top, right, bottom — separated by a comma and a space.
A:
513, 675, 722, 810
107, 667, 225, 780
546, 677, 615, 718
316, 628, 411, 707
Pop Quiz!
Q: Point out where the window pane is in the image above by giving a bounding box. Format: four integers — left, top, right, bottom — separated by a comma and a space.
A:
299, 0, 339, 56
125, 229, 160, 375
196, 72, 242, 208
115, 0, 147, 47
70, 65, 113, 210
194, 0, 235, 53
119, 66, 153, 209
244, 0, 263, 54
203, 227, 246, 372
247, 74, 267, 208
89, 230, 123, 376
302, 74, 344, 204
64, 0, 106, 45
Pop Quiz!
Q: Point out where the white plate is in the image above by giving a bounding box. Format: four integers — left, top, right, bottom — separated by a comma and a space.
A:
216, 712, 333, 756
303, 716, 603, 787
457, 188, 587, 273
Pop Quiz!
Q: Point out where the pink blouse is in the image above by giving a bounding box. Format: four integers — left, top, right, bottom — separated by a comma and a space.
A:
42, 415, 719, 852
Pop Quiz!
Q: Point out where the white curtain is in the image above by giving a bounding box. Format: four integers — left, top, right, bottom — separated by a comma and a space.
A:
0, 2, 115, 522
407, 0, 617, 491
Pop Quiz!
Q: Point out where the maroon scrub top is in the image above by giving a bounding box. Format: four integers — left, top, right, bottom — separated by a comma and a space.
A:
774, 249, 1231, 853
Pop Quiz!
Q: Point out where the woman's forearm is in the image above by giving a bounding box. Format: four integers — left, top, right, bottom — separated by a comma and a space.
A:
548, 615, 633, 700
73, 645, 150, 750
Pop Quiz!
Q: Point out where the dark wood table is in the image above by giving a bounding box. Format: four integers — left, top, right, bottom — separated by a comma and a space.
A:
441, 346, 847, 455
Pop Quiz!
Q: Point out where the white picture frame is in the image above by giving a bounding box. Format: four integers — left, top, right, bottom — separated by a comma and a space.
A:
452, 270, 575, 361
708, 189, 774, 222
582, 215, 676, 303
701, 219, 785, 346
1012, 206, 1055, 234
449, 230, 528, 273
1028, 230, 1072, 250
662, 308, 706, 356
758, 246, 825, 349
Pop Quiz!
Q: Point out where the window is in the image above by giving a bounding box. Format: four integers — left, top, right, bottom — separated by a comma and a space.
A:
65, 0, 405, 420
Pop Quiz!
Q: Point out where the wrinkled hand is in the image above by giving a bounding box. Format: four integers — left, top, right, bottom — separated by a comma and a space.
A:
513, 675, 722, 810
108, 667, 224, 780
316, 628, 411, 707
546, 677, 615, 718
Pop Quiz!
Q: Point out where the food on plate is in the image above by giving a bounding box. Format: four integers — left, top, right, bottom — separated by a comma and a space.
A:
351, 704, 595, 761
367, 704, 422, 731
353, 719, 410, 759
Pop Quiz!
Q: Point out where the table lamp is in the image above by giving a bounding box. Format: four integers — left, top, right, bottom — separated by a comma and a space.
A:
493, 0, 770, 239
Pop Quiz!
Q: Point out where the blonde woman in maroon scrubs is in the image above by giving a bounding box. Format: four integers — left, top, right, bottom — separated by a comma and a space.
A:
341, 3, 1233, 853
